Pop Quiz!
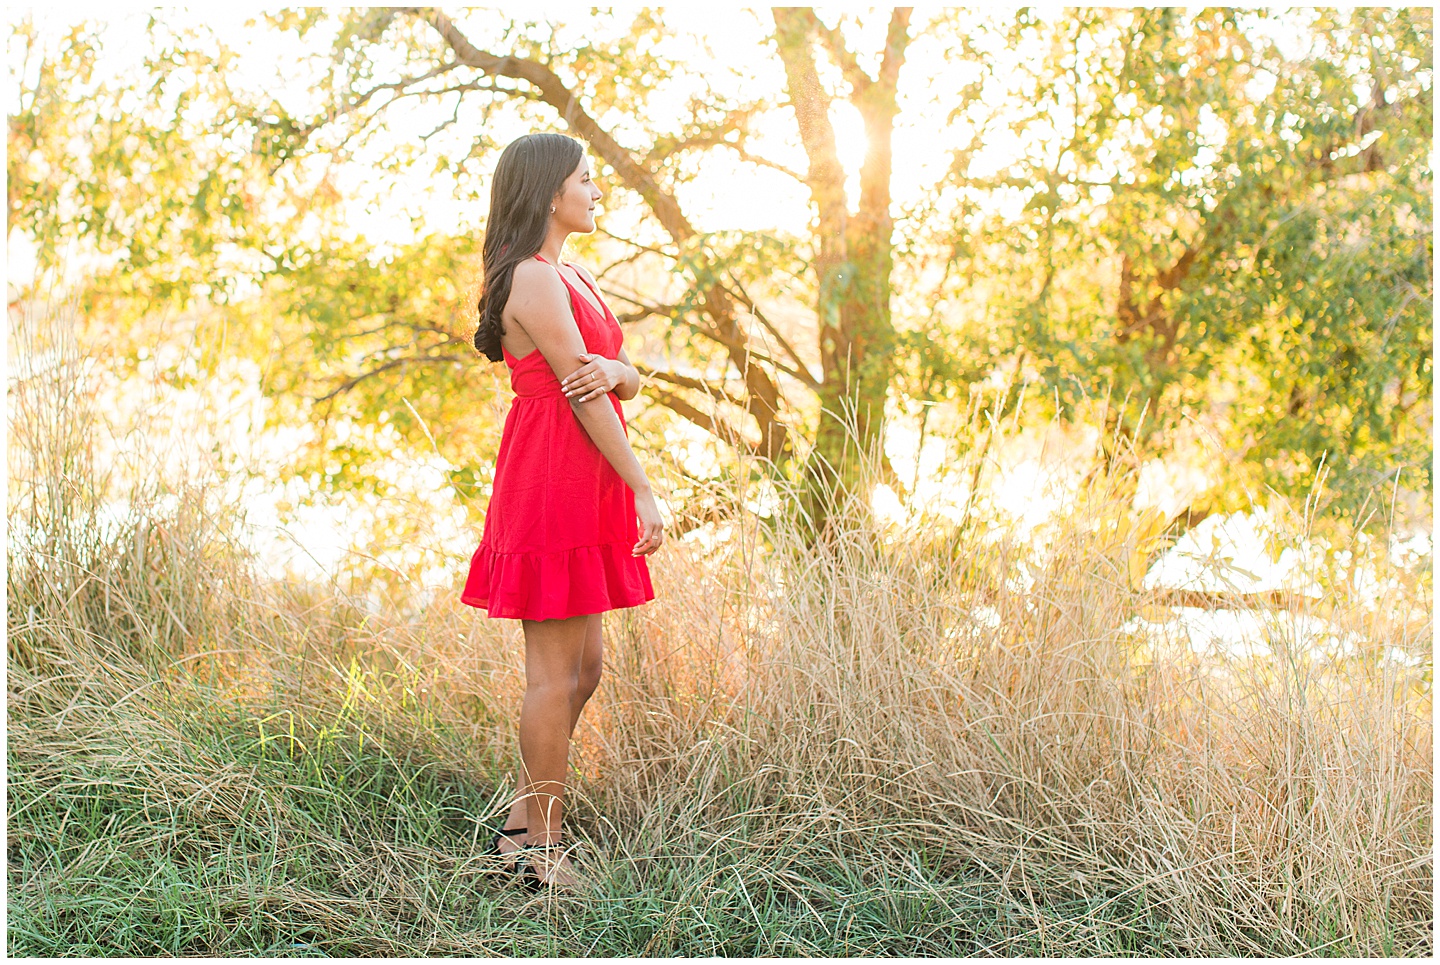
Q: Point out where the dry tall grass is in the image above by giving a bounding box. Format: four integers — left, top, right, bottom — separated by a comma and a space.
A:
8, 305, 1432, 955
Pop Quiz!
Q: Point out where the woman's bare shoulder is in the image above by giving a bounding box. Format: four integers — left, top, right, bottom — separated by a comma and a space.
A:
509, 258, 566, 298
511, 257, 560, 283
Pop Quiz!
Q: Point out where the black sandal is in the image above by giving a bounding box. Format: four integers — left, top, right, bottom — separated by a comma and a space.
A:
484, 825, 527, 870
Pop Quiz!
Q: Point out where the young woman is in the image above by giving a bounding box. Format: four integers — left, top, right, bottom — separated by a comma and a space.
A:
460, 132, 663, 891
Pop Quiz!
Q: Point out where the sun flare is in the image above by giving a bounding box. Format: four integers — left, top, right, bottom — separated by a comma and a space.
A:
828, 99, 869, 208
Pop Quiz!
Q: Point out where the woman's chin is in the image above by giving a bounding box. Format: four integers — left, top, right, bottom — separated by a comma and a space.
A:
559, 210, 597, 233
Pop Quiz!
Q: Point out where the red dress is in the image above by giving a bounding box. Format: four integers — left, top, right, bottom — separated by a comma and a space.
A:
461, 256, 655, 620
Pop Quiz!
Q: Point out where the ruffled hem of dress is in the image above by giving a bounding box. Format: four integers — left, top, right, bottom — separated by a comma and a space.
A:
461, 540, 655, 620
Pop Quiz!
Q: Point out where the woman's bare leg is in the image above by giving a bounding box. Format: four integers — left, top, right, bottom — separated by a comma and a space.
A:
515, 613, 586, 845
572, 612, 605, 723
499, 614, 604, 850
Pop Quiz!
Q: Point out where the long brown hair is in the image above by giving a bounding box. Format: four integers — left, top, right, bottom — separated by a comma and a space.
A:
474, 133, 584, 361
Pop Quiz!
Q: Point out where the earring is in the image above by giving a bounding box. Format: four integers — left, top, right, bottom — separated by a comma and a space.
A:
550, 205, 556, 213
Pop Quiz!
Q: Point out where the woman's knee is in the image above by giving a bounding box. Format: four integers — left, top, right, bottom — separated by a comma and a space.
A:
524, 674, 578, 706
577, 656, 603, 697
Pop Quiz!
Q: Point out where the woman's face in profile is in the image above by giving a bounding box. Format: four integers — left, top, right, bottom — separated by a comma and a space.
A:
552, 157, 603, 233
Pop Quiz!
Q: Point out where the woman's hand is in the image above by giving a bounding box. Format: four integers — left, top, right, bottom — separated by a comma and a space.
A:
562, 354, 626, 402
633, 489, 665, 557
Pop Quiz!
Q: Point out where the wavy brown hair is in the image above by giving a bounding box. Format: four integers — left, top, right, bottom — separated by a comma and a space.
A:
473, 133, 584, 362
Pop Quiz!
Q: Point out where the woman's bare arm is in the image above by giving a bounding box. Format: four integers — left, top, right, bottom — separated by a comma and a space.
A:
560, 263, 640, 401
611, 347, 640, 401
506, 261, 663, 553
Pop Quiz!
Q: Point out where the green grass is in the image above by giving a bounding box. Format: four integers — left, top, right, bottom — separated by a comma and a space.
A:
8, 679, 1423, 956
7, 722, 1180, 956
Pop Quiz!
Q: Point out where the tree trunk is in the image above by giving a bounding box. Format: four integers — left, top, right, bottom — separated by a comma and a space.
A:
773, 8, 910, 527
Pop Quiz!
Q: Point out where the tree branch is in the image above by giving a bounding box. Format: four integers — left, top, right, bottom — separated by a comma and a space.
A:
647, 129, 807, 183
725, 142, 808, 183
636, 364, 749, 410
412, 7, 697, 243
642, 386, 757, 455
597, 288, 678, 319
314, 352, 471, 402
812, 13, 874, 97
336, 60, 461, 121
877, 8, 913, 92
772, 7, 848, 229
690, 317, 813, 386
606, 286, 812, 387
720, 273, 821, 387
594, 225, 675, 262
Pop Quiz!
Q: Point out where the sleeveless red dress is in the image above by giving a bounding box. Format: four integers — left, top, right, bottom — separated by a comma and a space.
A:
461, 257, 655, 620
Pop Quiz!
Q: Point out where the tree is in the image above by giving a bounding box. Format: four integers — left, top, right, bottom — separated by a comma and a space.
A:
923, 7, 1432, 517
770, 8, 910, 508
8, 16, 321, 314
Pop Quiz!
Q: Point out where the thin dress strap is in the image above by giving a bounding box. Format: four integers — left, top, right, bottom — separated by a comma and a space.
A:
567, 264, 603, 302
537, 255, 604, 317
564, 263, 610, 319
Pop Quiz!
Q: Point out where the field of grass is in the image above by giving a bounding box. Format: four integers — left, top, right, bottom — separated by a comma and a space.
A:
7, 312, 1432, 956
